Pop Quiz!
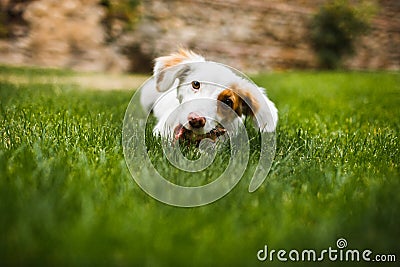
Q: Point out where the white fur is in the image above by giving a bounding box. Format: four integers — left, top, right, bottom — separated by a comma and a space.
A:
140, 51, 278, 138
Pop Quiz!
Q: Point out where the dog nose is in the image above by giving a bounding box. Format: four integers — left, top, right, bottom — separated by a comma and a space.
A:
188, 112, 206, 128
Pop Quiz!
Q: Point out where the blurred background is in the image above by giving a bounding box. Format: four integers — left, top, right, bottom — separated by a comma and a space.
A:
0, 0, 398, 74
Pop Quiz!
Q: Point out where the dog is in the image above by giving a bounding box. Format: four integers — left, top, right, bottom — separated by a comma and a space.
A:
140, 49, 278, 143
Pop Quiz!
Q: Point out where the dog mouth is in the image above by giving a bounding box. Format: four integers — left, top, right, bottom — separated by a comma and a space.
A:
173, 124, 227, 143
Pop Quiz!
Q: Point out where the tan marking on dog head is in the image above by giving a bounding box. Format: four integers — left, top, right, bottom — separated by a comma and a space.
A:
153, 49, 204, 92
157, 49, 202, 70
229, 83, 259, 117
217, 89, 243, 118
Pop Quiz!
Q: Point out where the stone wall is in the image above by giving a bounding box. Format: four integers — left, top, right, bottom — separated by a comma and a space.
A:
0, 0, 128, 72
343, 0, 399, 70
132, 0, 399, 72
0, 0, 399, 73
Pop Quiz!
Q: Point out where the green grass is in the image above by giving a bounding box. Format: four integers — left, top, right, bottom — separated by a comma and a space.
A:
0, 66, 399, 266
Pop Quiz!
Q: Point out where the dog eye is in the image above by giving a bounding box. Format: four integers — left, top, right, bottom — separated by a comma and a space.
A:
223, 98, 233, 108
191, 81, 201, 91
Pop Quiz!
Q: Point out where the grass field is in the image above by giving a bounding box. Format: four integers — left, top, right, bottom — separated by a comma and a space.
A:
0, 65, 399, 266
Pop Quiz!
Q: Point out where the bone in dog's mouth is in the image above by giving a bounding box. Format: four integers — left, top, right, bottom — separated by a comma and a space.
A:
173, 124, 227, 142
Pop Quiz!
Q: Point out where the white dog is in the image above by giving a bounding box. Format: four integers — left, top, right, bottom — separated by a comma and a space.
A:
140, 49, 278, 143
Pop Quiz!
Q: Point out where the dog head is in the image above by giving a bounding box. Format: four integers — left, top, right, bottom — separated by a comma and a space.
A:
154, 49, 278, 141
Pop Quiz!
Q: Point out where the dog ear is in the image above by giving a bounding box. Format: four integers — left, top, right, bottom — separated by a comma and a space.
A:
155, 64, 191, 92
253, 92, 278, 132
153, 49, 204, 92
230, 84, 258, 117
240, 90, 259, 117
232, 84, 278, 132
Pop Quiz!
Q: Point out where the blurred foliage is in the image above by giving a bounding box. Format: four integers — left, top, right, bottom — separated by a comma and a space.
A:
310, 0, 377, 69
0, 0, 32, 39
100, 0, 141, 41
